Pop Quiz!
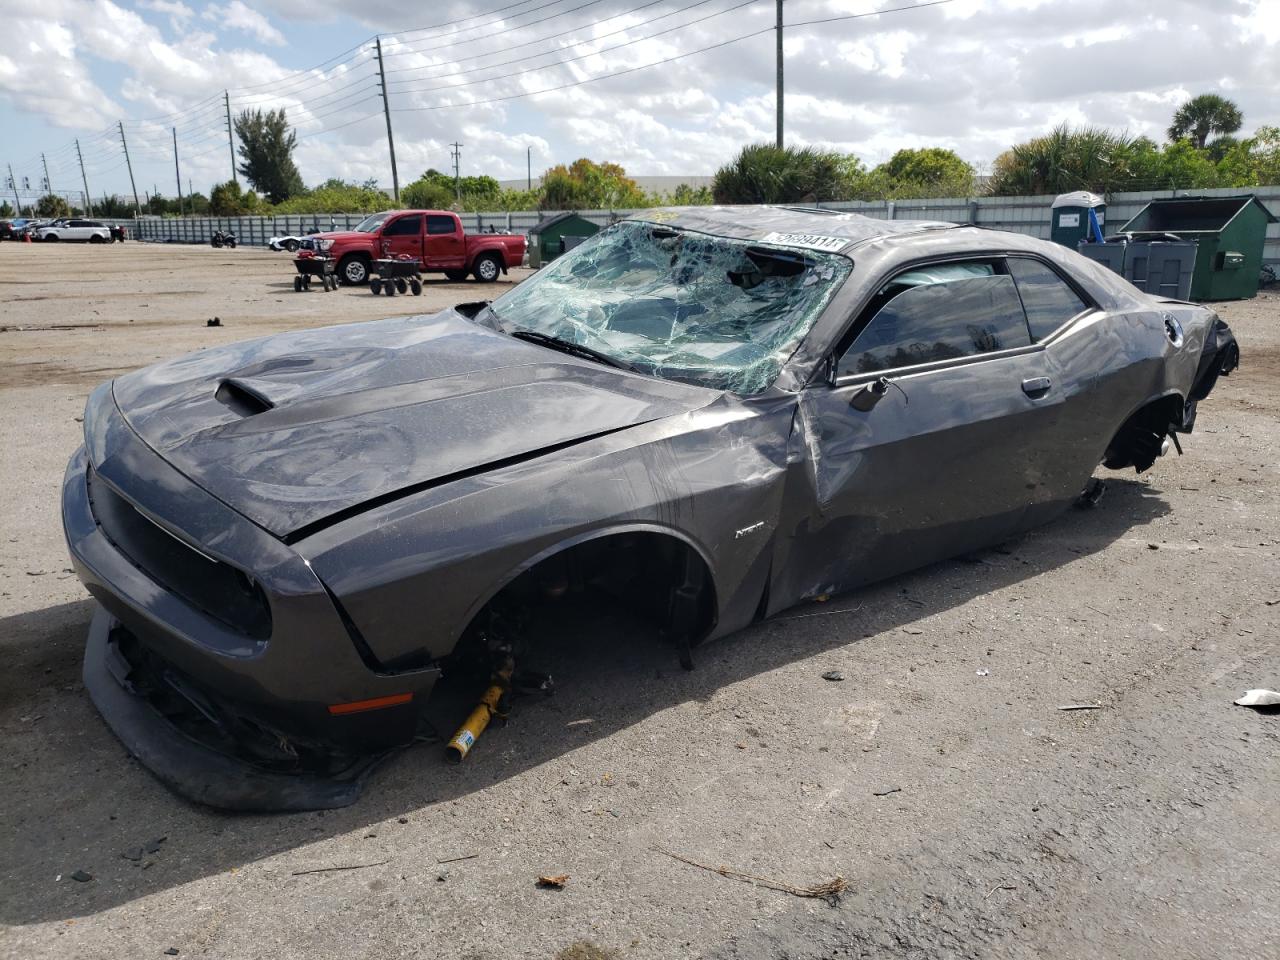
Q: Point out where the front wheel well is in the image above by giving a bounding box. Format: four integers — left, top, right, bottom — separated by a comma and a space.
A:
453, 531, 718, 669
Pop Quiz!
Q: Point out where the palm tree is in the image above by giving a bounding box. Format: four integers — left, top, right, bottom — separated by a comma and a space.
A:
1168, 94, 1243, 149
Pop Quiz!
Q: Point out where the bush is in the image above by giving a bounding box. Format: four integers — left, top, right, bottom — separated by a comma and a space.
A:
712, 144, 854, 204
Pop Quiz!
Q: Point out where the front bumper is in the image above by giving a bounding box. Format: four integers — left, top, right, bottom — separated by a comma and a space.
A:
84, 608, 376, 811
63, 389, 441, 810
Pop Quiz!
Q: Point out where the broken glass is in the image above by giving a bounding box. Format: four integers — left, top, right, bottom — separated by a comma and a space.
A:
486, 221, 852, 394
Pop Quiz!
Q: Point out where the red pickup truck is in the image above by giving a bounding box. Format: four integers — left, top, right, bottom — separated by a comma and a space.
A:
310, 210, 526, 286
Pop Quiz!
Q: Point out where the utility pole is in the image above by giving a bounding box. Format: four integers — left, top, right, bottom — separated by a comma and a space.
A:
224, 90, 238, 185
172, 127, 183, 215
527, 146, 532, 191
6, 163, 20, 214
775, 0, 784, 149
41, 153, 52, 195
75, 139, 93, 216
119, 121, 141, 215
450, 142, 463, 202
374, 37, 400, 202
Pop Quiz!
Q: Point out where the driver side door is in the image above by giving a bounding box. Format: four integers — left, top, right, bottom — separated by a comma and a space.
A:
779, 258, 1065, 602
380, 214, 423, 265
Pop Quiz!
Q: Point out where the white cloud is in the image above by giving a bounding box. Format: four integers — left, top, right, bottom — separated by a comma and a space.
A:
1, 0, 1277, 199
137, 0, 194, 31
203, 0, 285, 46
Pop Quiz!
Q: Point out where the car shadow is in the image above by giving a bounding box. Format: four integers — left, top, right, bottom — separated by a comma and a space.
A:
0, 478, 1170, 925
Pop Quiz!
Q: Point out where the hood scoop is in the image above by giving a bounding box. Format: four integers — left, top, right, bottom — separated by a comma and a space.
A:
215, 379, 274, 417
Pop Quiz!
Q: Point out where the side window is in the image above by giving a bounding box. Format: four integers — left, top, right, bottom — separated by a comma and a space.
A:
839, 263, 1031, 376
1007, 258, 1088, 340
426, 215, 456, 235
383, 215, 422, 237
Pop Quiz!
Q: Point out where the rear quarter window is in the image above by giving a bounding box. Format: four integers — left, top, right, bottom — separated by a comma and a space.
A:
1008, 258, 1088, 340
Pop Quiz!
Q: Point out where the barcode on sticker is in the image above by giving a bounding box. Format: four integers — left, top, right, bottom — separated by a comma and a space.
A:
759, 231, 845, 252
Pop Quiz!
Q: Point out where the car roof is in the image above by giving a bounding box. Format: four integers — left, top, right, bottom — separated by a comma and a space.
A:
624, 204, 957, 255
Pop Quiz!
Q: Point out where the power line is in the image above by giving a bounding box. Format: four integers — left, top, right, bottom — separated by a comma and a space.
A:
380, 0, 615, 60
389, 0, 762, 96
391, 0, 956, 113
383, 0, 722, 81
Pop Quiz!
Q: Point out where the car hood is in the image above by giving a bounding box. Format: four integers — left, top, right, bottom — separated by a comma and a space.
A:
310, 230, 367, 243
111, 310, 718, 540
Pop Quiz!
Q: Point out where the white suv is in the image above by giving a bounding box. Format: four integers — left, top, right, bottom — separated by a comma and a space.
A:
37, 219, 112, 242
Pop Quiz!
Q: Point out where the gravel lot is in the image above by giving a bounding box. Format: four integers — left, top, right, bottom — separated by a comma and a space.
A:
1, 242, 1277, 960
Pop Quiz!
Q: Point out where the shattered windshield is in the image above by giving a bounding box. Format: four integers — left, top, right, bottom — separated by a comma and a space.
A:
354, 213, 391, 233
485, 220, 851, 394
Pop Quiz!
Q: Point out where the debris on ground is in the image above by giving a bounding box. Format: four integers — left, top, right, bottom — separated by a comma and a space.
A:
163, 950, 179, 956
206, 317, 221, 327
69, 870, 92, 882
984, 883, 1017, 900
1058, 704, 1104, 711
654, 847, 847, 903
289, 859, 389, 877
121, 847, 144, 862
821, 670, 845, 682
976, 668, 990, 677
1233, 689, 1280, 708
555, 942, 620, 960
436, 852, 479, 865
537, 874, 570, 889
872, 787, 902, 797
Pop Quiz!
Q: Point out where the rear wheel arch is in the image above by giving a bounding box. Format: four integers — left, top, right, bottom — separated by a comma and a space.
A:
1102, 390, 1187, 472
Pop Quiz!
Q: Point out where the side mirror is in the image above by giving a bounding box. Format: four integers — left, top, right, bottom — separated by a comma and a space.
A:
850, 376, 891, 412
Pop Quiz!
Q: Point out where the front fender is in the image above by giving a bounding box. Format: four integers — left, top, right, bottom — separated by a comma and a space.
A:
301, 400, 796, 667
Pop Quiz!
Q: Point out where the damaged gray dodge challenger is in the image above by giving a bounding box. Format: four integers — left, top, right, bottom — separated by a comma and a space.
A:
63, 206, 1238, 810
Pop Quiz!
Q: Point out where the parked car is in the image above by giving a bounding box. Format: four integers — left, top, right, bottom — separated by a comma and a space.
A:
305, 210, 525, 285
267, 230, 317, 252
37, 218, 112, 242
0, 219, 19, 240
14, 219, 48, 240
63, 207, 1238, 810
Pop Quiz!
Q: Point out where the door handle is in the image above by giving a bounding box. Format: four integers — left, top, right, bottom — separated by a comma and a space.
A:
1021, 377, 1052, 398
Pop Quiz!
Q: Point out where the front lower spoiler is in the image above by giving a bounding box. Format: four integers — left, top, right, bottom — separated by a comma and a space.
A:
84, 606, 386, 812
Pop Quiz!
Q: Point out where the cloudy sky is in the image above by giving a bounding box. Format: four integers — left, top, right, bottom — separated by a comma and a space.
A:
1, 0, 1276, 204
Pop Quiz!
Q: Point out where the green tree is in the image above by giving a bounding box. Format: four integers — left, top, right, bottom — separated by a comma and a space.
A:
870, 147, 975, 198
668, 182, 714, 205
36, 193, 71, 217
209, 180, 250, 215
401, 169, 504, 211
987, 125, 1142, 195
95, 195, 134, 218
0, 201, 15, 217
712, 144, 850, 204
540, 158, 648, 209
272, 179, 392, 214
234, 108, 304, 203
1168, 94, 1243, 149
1214, 126, 1280, 187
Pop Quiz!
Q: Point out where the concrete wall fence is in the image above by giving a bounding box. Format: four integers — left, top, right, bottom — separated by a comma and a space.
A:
113, 185, 1280, 266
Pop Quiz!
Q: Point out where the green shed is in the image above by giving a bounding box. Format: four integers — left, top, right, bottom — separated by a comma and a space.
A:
1118, 195, 1277, 301
528, 212, 600, 268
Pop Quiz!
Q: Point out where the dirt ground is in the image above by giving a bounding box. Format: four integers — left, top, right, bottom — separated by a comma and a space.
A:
1, 242, 1277, 960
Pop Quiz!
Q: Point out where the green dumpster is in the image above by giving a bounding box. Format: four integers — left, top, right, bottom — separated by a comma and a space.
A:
1118, 195, 1277, 300
1051, 191, 1106, 248
528, 212, 600, 269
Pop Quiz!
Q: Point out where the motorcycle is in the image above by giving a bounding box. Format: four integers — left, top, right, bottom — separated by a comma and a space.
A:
211, 230, 237, 249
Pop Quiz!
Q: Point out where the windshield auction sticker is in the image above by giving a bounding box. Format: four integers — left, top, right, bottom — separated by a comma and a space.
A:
759, 231, 846, 252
